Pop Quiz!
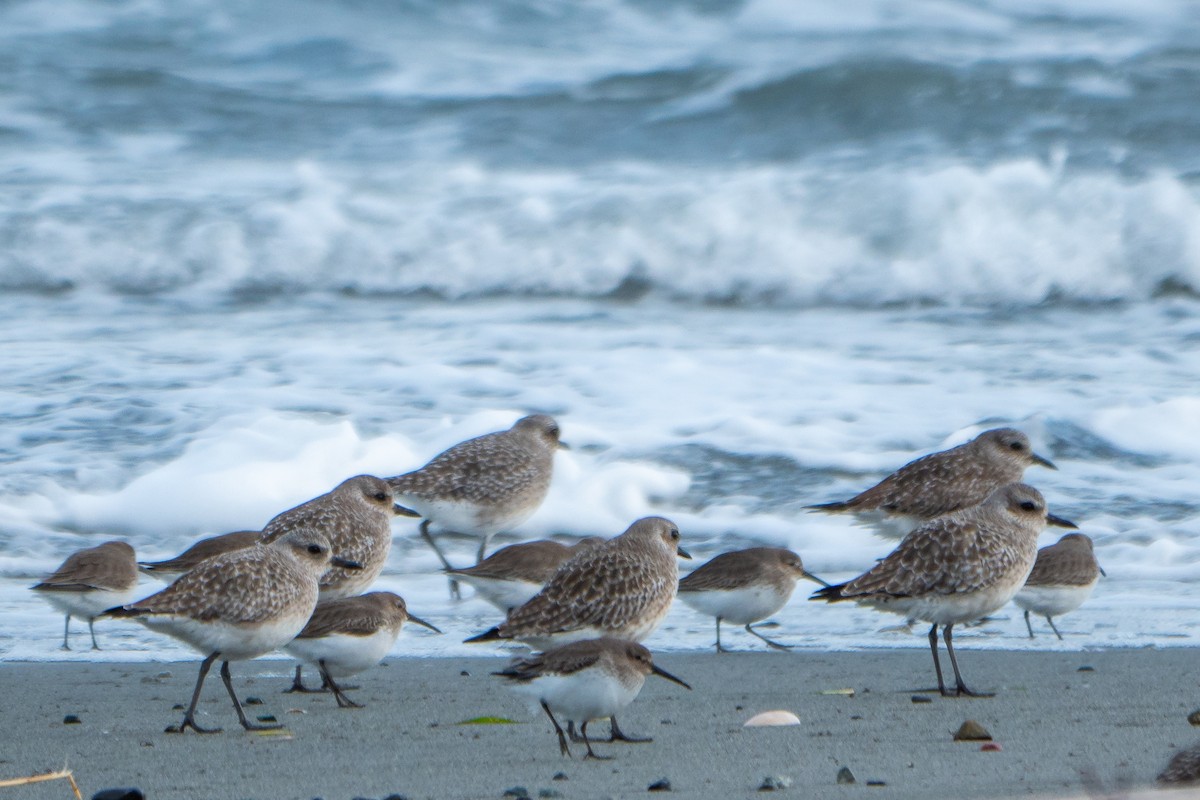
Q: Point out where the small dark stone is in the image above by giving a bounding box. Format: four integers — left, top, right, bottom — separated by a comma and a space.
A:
503, 787, 530, 799
1077, 665, 1095, 672
92, 790, 145, 800
1187, 709, 1200, 727
758, 775, 792, 791
351, 796, 376, 800
867, 781, 887, 787
63, 715, 82, 725
953, 720, 992, 741
538, 790, 563, 799
648, 778, 672, 792
836, 767, 856, 785
172, 704, 185, 710
461, 670, 470, 676
552, 773, 569, 781
911, 695, 932, 704
256, 714, 278, 724
850, 715, 863, 720
245, 696, 264, 705
382, 795, 409, 800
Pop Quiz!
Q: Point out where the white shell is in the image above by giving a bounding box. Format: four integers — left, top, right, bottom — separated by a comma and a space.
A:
743, 710, 801, 727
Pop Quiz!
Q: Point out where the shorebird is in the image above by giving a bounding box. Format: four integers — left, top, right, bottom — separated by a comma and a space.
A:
283, 591, 440, 708
445, 537, 601, 613
677, 547, 829, 652
32, 540, 139, 650
138, 531, 260, 580
1014, 532, 1104, 640
1159, 741, 1200, 787
386, 414, 566, 597
467, 516, 689, 743
807, 428, 1057, 537
493, 637, 691, 759
105, 530, 360, 733
812, 483, 1075, 697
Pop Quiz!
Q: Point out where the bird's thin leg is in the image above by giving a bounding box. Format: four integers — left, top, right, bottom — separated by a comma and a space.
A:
542, 701, 571, 758
1024, 609, 1035, 639
943, 624, 993, 698
607, 714, 652, 744
475, 533, 493, 564
715, 618, 727, 653
88, 618, 101, 650
746, 622, 793, 651
60, 615, 71, 651
320, 660, 362, 709
928, 623, 948, 696
284, 664, 330, 693
174, 652, 222, 734
421, 520, 462, 600
1046, 615, 1064, 641
581, 720, 612, 760
221, 660, 283, 730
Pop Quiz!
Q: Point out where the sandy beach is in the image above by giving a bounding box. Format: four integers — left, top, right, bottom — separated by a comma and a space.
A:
1, 648, 1197, 799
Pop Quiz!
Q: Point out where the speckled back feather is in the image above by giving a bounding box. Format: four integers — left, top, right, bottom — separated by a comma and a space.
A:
295, 592, 408, 639
33, 541, 137, 593
139, 531, 259, 573
1024, 533, 1101, 587
447, 539, 573, 583
678, 548, 797, 593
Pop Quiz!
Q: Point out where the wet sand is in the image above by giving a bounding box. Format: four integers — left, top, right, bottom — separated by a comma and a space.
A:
1, 648, 1197, 799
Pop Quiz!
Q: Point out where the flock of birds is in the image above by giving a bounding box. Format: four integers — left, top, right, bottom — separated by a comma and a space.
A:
32, 413, 1189, 782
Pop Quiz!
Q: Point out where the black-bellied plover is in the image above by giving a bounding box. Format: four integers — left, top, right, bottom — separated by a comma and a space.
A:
386, 415, 566, 596
105, 530, 360, 733
807, 428, 1057, 536
465, 517, 689, 650
31, 540, 139, 650
678, 547, 828, 652
138, 531, 260, 580
812, 483, 1075, 697
467, 516, 689, 743
445, 537, 601, 613
1014, 532, 1104, 640
259, 475, 396, 600
493, 637, 691, 759
283, 591, 440, 708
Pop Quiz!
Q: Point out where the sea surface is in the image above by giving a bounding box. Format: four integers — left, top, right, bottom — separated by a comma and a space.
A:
2, 0, 1199, 660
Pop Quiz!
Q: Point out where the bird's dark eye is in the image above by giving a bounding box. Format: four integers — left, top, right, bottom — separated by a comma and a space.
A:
373, 492, 388, 501
1020, 501, 1037, 511
670, 529, 680, 540
1010, 442, 1025, 450
307, 544, 323, 554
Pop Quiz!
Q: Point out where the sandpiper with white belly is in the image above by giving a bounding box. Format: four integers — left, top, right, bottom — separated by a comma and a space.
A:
1014, 532, 1103, 640
32, 540, 139, 650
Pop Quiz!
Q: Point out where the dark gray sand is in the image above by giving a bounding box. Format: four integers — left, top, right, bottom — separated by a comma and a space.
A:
2, 649, 1198, 799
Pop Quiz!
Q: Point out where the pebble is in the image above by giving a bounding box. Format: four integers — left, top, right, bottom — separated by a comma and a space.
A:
1188, 710, 1200, 727
648, 778, 672, 792
758, 775, 792, 791
836, 767, 856, 785
538, 790, 562, 799
953, 720, 993, 741
92, 791, 144, 800
503, 787, 530, 799
1077, 665, 1095, 672
980, 743, 1003, 752
552, 773, 569, 781
63, 715, 82, 725
910, 695, 932, 704
245, 697, 264, 705
866, 780, 888, 787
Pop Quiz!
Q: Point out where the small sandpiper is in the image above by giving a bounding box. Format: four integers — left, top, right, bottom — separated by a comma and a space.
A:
445, 537, 601, 613
32, 540, 139, 650
812, 483, 1075, 697
493, 637, 691, 760
138, 530, 260, 580
1014, 532, 1104, 640
1159, 741, 1200, 787
283, 591, 440, 708
807, 428, 1057, 537
386, 414, 567, 597
105, 530, 360, 733
678, 547, 828, 652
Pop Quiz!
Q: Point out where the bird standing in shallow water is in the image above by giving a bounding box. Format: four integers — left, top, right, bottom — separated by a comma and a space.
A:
1014, 532, 1104, 640
386, 414, 567, 598
807, 428, 1057, 537
32, 540, 139, 651
812, 483, 1075, 697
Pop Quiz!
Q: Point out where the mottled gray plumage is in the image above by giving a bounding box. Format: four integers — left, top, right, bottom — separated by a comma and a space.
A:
449, 539, 576, 584
138, 531, 260, 578
1023, 532, 1102, 588
260, 475, 396, 600
294, 591, 436, 640
465, 517, 690, 650
814, 483, 1070, 696
1159, 741, 1200, 786
387, 416, 565, 590
808, 428, 1056, 533
32, 540, 139, 650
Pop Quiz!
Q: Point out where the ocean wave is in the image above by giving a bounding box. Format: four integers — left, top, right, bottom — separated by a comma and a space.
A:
2, 159, 1198, 308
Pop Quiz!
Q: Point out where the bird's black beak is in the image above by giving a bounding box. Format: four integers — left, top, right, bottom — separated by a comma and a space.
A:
331, 557, 363, 570
802, 569, 832, 588
1032, 452, 1057, 470
676, 546, 692, 560
393, 503, 421, 518
557, 440, 571, 450
651, 663, 692, 690
1046, 514, 1078, 529
406, 613, 442, 633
